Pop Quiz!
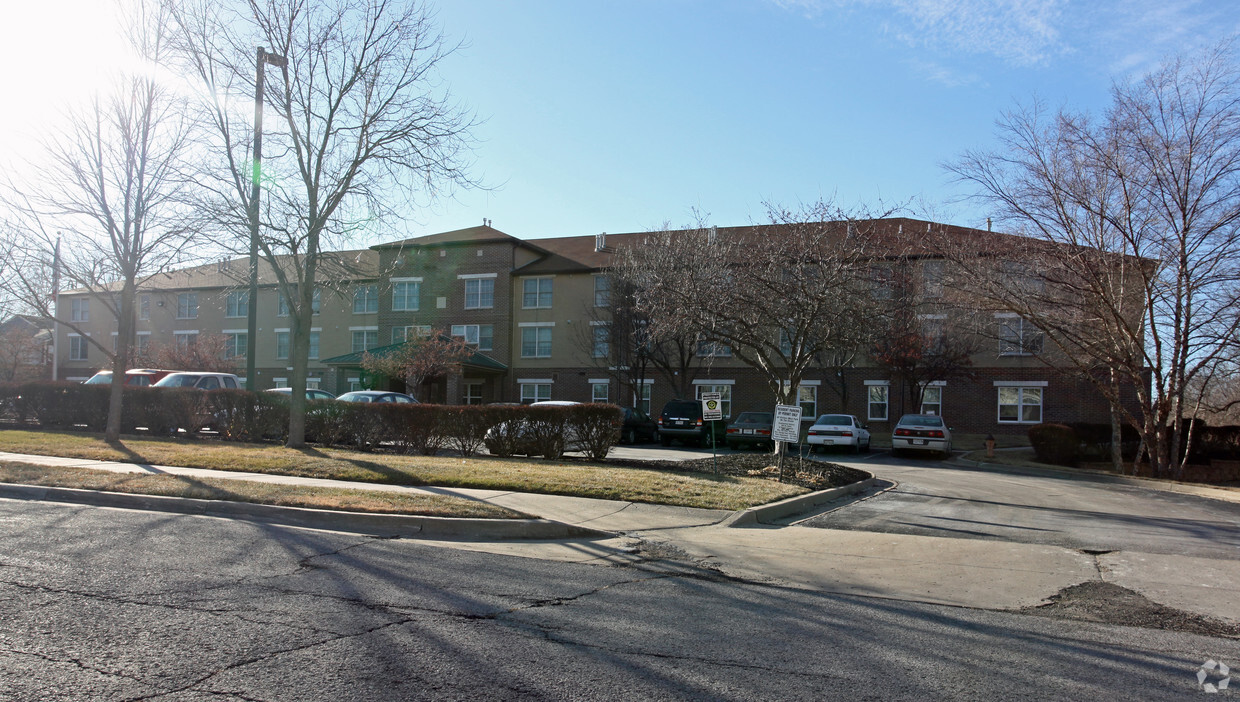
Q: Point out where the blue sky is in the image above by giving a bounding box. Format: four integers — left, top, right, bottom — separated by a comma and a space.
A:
3, 1, 1238, 242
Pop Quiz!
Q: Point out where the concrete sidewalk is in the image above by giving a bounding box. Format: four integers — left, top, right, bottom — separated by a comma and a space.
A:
1, 450, 1237, 627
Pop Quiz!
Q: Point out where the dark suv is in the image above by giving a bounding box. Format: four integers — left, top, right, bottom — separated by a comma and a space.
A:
658, 399, 725, 447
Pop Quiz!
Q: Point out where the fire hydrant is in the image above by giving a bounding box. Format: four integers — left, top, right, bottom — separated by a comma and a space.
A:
984, 434, 996, 458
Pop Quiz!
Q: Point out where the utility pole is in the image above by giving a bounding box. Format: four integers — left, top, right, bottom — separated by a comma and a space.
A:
246, 47, 287, 391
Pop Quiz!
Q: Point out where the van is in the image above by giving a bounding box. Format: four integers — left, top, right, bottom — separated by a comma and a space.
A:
657, 399, 725, 447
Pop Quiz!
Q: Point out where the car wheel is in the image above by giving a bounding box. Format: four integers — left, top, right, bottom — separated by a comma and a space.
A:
851, 441, 861, 454
863, 439, 871, 453
623, 428, 636, 444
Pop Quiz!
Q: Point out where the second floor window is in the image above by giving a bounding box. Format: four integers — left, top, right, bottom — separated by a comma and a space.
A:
999, 317, 1044, 356
521, 327, 552, 358
139, 295, 150, 321
522, 277, 553, 308
464, 278, 494, 309
224, 332, 247, 359
275, 332, 290, 360
697, 335, 731, 358
451, 324, 493, 350
392, 280, 420, 311
353, 285, 378, 314
226, 291, 248, 318
279, 288, 321, 316
352, 329, 378, 353
177, 293, 198, 319
594, 276, 610, 307
592, 324, 609, 358
71, 298, 89, 322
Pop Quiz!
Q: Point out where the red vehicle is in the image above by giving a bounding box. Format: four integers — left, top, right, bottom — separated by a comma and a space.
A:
82, 369, 176, 387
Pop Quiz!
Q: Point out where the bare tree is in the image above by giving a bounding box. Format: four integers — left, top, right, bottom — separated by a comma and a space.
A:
0, 0, 202, 441
169, 0, 478, 447
620, 202, 886, 443
147, 334, 242, 374
946, 44, 1240, 478
360, 329, 472, 398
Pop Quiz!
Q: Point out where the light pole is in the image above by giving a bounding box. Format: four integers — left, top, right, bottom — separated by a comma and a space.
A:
246, 47, 287, 391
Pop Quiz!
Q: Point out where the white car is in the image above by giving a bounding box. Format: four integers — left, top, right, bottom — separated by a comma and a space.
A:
806, 413, 871, 453
152, 372, 243, 390
891, 414, 952, 458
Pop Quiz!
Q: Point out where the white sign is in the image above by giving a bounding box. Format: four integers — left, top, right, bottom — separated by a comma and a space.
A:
772, 404, 803, 443
701, 392, 723, 421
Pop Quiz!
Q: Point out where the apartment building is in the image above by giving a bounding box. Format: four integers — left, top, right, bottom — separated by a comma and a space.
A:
53, 219, 1134, 436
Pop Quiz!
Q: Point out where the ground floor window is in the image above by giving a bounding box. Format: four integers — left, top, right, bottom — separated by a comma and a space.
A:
798, 385, 816, 419
867, 384, 889, 421
464, 382, 483, 405
921, 386, 943, 416
637, 383, 652, 414
69, 334, 88, 361
306, 377, 321, 390
998, 386, 1042, 423
521, 383, 551, 404
591, 382, 609, 403
695, 383, 732, 418
274, 377, 288, 388
348, 377, 362, 392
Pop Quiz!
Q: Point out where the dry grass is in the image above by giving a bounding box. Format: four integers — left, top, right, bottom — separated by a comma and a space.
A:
0, 462, 528, 518
0, 430, 805, 510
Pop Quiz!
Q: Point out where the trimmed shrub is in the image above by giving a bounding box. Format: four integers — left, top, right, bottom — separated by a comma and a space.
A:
210, 389, 288, 442
481, 405, 528, 458
305, 399, 353, 447
567, 403, 623, 460
15, 382, 110, 430
443, 406, 493, 457
388, 404, 446, 455
1028, 423, 1079, 466
525, 405, 572, 458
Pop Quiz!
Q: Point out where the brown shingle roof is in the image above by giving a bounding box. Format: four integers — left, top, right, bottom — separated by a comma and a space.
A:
372, 224, 522, 249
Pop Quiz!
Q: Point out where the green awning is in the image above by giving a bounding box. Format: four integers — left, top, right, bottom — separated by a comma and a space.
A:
320, 341, 508, 373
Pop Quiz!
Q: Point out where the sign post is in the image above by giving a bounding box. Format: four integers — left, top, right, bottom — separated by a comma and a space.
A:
772, 404, 803, 482
701, 392, 723, 473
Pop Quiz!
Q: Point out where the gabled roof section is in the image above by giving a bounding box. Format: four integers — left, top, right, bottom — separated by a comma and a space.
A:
319, 341, 508, 372
372, 224, 523, 250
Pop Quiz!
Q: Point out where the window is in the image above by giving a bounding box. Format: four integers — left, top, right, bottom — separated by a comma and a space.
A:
273, 378, 289, 389
594, 276, 610, 307
224, 332, 247, 359
521, 327, 552, 358
71, 298, 89, 323
522, 277, 553, 308
174, 331, 198, 349
392, 279, 421, 312
696, 336, 731, 357
999, 317, 1044, 356
348, 377, 362, 392
351, 329, 378, 353
520, 383, 551, 404
921, 386, 943, 416
637, 383, 652, 414
353, 285, 378, 314
779, 328, 794, 356
309, 331, 320, 360
306, 377, 321, 390
592, 324, 609, 358
1002, 261, 1045, 295
869, 267, 894, 300
695, 383, 732, 418
464, 278, 494, 309
920, 315, 947, 353
68, 334, 88, 361
999, 386, 1043, 423
176, 293, 198, 319
279, 288, 320, 316
923, 261, 944, 298
111, 332, 118, 352
394, 325, 432, 344
451, 324, 492, 350
139, 295, 150, 321
867, 384, 889, 421
275, 331, 290, 360
225, 291, 249, 318
798, 385, 817, 419
135, 332, 150, 356
592, 382, 609, 403
464, 383, 483, 405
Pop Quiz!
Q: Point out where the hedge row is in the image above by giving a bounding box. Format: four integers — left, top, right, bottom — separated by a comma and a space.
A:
1028, 421, 1240, 468
0, 382, 623, 460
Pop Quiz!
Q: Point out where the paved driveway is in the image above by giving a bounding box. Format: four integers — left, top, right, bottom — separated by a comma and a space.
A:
801, 453, 1240, 559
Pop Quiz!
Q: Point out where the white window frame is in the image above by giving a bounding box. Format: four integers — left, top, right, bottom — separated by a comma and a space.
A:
71, 298, 90, 323
68, 333, 88, 361
174, 330, 198, 349
451, 324, 493, 351
519, 380, 552, 404
273, 377, 289, 389
225, 291, 249, 318
391, 277, 422, 312
865, 381, 889, 421
519, 322, 553, 359
135, 331, 151, 356
309, 329, 320, 360
996, 382, 1046, 424
275, 330, 290, 360
139, 295, 150, 321
353, 285, 379, 314
997, 314, 1044, 356
522, 276, 554, 309
920, 382, 945, 416
177, 293, 198, 319
222, 329, 248, 359
593, 275, 610, 307
463, 382, 484, 405
460, 273, 497, 310
591, 380, 609, 404
591, 322, 609, 358
350, 326, 378, 353
636, 381, 653, 414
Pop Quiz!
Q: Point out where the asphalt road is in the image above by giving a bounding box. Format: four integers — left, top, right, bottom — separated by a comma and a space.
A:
2, 499, 1237, 700
801, 452, 1240, 558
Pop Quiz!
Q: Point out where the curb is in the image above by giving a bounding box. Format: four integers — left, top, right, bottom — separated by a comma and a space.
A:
720, 476, 878, 527
0, 483, 613, 541
945, 456, 1240, 504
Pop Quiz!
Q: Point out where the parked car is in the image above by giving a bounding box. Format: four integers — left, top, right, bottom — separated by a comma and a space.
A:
484, 400, 585, 456
83, 369, 174, 387
265, 387, 337, 401
725, 411, 775, 451
806, 413, 871, 453
336, 391, 418, 403
891, 414, 952, 458
657, 399, 726, 447
152, 372, 242, 390
620, 407, 659, 444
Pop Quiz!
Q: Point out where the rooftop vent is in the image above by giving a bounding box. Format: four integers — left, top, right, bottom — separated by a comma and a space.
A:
595, 232, 607, 252
708, 226, 718, 245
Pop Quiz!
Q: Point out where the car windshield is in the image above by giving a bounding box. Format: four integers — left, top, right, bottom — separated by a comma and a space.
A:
815, 414, 853, 426
899, 415, 944, 427
154, 374, 200, 387
337, 393, 371, 402
83, 373, 112, 385
736, 412, 772, 423
663, 402, 699, 416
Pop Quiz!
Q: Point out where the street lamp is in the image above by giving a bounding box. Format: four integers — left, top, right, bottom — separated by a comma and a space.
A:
246, 47, 287, 391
